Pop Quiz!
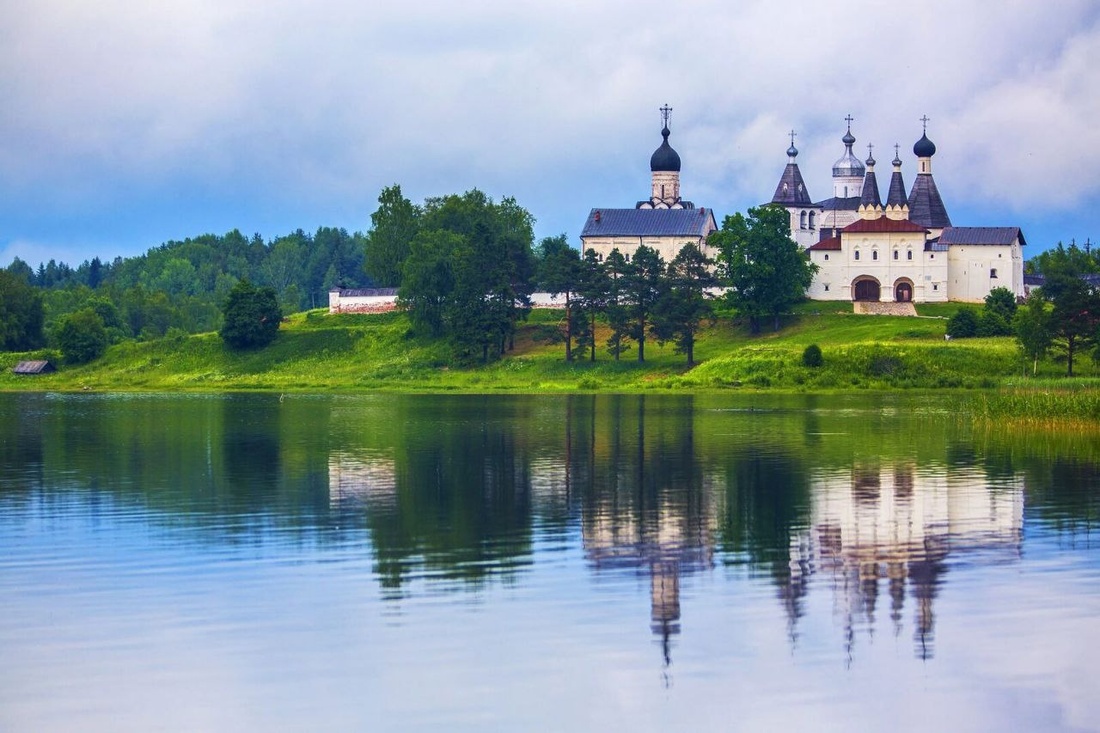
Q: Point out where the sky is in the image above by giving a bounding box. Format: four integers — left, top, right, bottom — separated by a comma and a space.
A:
3, 0, 1100, 269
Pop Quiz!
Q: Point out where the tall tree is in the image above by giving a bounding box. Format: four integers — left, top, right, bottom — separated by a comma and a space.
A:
0, 270, 45, 351
1013, 292, 1054, 376
219, 279, 282, 349
1040, 272, 1100, 376
624, 245, 666, 362
712, 204, 816, 334
576, 248, 610, 362
603, 249, 632, 360
537, 235, 581, 361
365, 185, 421, 287
652, 243, 717, 366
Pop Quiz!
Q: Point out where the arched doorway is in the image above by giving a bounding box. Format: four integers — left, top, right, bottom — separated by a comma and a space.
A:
853, 278, 881, 302
895, 280, 913, 302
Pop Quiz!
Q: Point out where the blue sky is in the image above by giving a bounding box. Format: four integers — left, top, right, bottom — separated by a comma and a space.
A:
3, 0, 1100, 269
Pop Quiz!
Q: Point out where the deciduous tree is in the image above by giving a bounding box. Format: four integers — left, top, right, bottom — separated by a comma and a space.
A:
711, 204, 816, 334
219, 279, 281, 349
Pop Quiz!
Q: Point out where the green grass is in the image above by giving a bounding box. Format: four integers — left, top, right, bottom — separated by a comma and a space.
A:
2, 307, 1099, 408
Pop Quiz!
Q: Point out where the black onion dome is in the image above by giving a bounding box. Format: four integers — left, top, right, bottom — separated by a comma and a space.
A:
914, 133, 937, 158
842, 129, 856, 145
650, 126, 682, 172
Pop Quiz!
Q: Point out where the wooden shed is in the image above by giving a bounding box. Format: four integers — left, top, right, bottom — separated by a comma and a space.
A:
12, 360, 56, 375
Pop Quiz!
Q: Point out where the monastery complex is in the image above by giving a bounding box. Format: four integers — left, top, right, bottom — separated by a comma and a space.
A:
582, 108, 1026, 305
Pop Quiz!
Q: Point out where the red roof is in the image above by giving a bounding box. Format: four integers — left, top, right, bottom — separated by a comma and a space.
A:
808, 237, 841, 251
842, 217, 928, 234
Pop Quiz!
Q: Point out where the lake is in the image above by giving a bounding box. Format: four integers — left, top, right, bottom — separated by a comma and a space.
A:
1, 392, 1098, 732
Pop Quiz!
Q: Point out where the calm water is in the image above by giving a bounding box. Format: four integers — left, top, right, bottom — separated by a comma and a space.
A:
1, 392, 1098, 732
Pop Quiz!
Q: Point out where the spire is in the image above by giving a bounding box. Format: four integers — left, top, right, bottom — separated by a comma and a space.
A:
886, 142, 909, 212
772, 129, 812, 205
858, 143, 883, 217
907, 120, 950, 229
643, 104, 683, 209
650, 104, 681, 172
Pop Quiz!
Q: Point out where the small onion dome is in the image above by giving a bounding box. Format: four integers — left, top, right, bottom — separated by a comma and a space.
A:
650, 126, 682, 172
866, 152, 876, 167
914, 132, 937, 158
893, 150, 903, 167
842, 129, 856, 145
787, 143, 799, 158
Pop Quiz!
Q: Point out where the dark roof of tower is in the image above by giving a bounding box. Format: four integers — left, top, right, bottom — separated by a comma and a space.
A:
937, 227, 1026, 247
580, 208, 716, 238
650, 126, 681, 172
907, 174, 951, 228
887, 168, 908, 208
860, 170, 882, 208
772, 163, 813, 205
914, 133, 937, 158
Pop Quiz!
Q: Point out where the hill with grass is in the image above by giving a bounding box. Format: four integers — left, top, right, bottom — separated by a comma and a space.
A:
3, 301, 1093, 396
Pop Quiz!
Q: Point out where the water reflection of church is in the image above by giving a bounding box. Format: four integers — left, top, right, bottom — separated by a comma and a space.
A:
579, 483, 722, 667
787, 464, 1023, 660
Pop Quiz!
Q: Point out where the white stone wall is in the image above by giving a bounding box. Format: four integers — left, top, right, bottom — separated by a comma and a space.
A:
650, 171, 680, 206
785, 206, 824, 250
946, 242, 1024, 302
328, 291, 398, 314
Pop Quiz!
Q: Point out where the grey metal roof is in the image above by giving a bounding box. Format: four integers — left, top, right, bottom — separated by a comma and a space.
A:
771, 163, 813, 205
937, 227, 1026, 247
581, 208, 717, 238
813, 195, 862, 212
907, 174, 951, 228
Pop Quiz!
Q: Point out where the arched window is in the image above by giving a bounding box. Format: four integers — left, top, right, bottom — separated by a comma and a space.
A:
824, 254, 829, 261
800, 211, 807, 229
854, 250, 860, 261
907, 250, 913, 261
893, 250, 899, 260
872, 250, 878, 261
808, 211, 816, 229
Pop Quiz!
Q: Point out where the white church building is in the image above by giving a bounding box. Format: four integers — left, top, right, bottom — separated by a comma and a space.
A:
581, 105, 718, 265
771, 118, 1026, 304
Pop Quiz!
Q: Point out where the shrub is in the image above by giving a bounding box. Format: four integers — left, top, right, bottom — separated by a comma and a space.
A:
946, 307, 978, 338
976, 310, 1013, 337
801, 343, 824, 368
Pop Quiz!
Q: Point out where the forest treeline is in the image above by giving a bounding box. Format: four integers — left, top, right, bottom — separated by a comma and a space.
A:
1, 226, 370, 353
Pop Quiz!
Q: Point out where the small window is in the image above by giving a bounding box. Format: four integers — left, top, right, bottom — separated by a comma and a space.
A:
800, 211, 807, 230
824, 284, 830, 292
893, 250, 899, 260
855, 250, 860, 261
990, 268, 998, 278
907, 250, 913, 261
873, 250, 878, 261
930, 254, 934, 259
809, 211, 816, 229
933, 283, 939, 291
824, 253, 829, 261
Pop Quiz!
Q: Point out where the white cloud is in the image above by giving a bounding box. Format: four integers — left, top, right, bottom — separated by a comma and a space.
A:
1, 0, 1099, 259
